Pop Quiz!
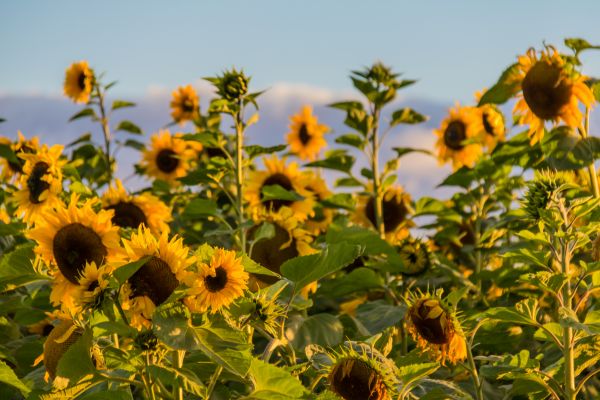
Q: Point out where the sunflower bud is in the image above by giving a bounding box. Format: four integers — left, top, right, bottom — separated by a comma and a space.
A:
134, 330, 159, 351
397, 238, 431, 276
367, 62, 395, 86
217, 69, 249, 101
522, 171, 565, 219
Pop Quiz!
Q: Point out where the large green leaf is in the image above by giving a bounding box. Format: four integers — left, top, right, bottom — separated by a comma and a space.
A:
0, 360, 30, 396
55, 328, 95, 384
152, 303, 198, 350
286, 314, 343, 351
354, 301, 406, 335
243, 358, 309, 400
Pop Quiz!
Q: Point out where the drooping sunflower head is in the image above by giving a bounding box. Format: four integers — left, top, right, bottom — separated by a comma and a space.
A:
397, 237, 431, 276
141, 130, 194, 185
27, 194, 122, 287
474, 90, 506, 151
406, 291, 467, 365
64, 61, 94, 104
118, 227, 194, 329
101, 179, 172, 234
184, 247, 249, 314
42, 319, 84, 380
435, 105, 484, 169
170, 85, 200, 124
286, 105, 329, 161
303, 171, 335, 234
0, 132, 40, 180
512, 46, 595, 145
245, 155, 315, 220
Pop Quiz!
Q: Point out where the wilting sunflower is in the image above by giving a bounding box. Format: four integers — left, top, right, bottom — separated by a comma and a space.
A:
27, 195, 122, 290
321, 343, 398, 400
64, 61, 94, 104
303, 171, 335, 234
141, 130, 195, 185
435, 105, 484, 169
474, 90, 506, 151
0, 132, 40, 181
354, 186, 413, 244
247, 209, 315, 288
184, 248, 249, 313
406, 292, 467, 365
101, 179, 172, 234
511, 47, 595, 145
396, 237, 431, 276
118, 227, 194, 329
245, 155, 315, 220
286, 105, 329, 161
13, 144, 66, 224
41, 319, 84, 380
170, 85, 200, 124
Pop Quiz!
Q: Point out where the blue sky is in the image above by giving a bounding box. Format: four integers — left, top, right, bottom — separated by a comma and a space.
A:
2, 1, 600, 103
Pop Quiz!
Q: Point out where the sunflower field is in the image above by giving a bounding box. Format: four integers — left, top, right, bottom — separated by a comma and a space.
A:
1, 37, 600, 400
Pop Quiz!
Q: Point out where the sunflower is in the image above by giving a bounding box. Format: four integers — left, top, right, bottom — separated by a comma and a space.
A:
354, 186, 413, 244
286, 105, 329, 161
48, 261, 110, 314
303, 171, 335, 234
511, 47, 595, 145
141, 130, 195, 185
474, 90, 506, 151
13, 144, 66, 224
396, 237, 431, 276
435, 105, 484, 169
184, 248, 249, 314
27, 195, 122, 289
0, 132, 40, 181
42, 319, 84, 380
118, 227, 194, 329
64, 61, 94, 104
247, 209, 315, 288
245, 155, 315, 220
170, 85, 200, 124
101, 179, 172, 234
406, 292, 467, 365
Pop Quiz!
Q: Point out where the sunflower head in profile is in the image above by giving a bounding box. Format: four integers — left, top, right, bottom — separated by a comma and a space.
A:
141, 130, 195, 185
396, 237, 431, 277
435, 105, 484, 170
286, 105, 329, 161
511, 46, 595, 145
118, 227, 194, 329
406, 291, 467, 365
64, 61, 95, 104
13, 144, 66, 224
170, 85, 200, 124
27, 194, 122, 291
42, 319, 84, 380
0, 132, 40, 181
354, 186, 413, 244
303, 171, 335, 234
474, 90, 506, 151
321, 343, 397, 400
245, 155, 315, 221
101, 179, 172, 234
247, 209, 315, 288
184, 247, 249, 314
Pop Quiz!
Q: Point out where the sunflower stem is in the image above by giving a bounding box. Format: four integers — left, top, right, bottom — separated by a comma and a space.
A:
96, 83, 113, 185
234, 99, 247, 252
465, 340, 484, 400
370, 105, 385, 238
172, 350, 185, 400
560, 236, 577, 400
582, 107, 600, 198
206, 365, 223, 399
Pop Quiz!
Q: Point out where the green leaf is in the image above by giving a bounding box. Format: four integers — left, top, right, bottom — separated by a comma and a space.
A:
153, 303, 198, 350
485, 307, 538, 326
478, 63, 520, 105
182, 198, 218, 218
111, 100, 136, 110
0, 360, 31, 396
146, 365, 205, 397
261, 185, 304, 202
240, 253, 280, 278
320, 193, 354, 210
319, 267, 382, 297
123, 139, 145, 151
328, 101, 364, 112
398, 362, 440, 386
56, 328, 95, 383
0, 243, 34, 278
354, 301, 406, 335
390, 108, 427, 125
335, 134, 364, 149
69, 108, 96, 122
305, 155, 355, 173
281, 242, 362, 290
286, 314, 343, 351
564, 37, 600, 55
78, 390, 133, 400
0, 143, 20, 165
392, 147, 432, 159
243, 358, 309, 400
66, 133, 92, 148
115, 120, 142, 135
245, 144, 286, 159
111, 256, 151, 287
325, 225, 395, 257
334, 177, 363, 187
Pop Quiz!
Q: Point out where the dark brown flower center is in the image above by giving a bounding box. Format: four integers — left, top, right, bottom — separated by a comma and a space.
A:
205, 147, 226, 158
53, 223, 107, 285
482, 111, 495, 136
260, 173, 294, 211
27, 162, 51, 204
365, 194, 408, 233
106, 201, 147, 229
204, 266, 228, 292
410, 299, 452, 345
399, 243, 429, 276
298, 124, 311, 145
522, 61, 572, 120
156, 149, 180, 173
248, 222, 298, 284
181, 98, 195, 113
129, 256, 179, 306
78, 72, 87, 90
329, 359, 387, 400
443, 120, 467, 151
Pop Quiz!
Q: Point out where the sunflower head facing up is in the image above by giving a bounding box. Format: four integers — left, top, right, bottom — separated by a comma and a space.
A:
141, 130, 195, 185
118, 227, 194, 329
184, 247, 249, 314
13, 144, 66, 224
435, 105, 484, 170
512, 47, 595, 145
27, 194, 121, 289
303, 171, 335, 234
397, 237, 431, 276
286, 105, 329, 161
170, 85, 200, 124
64, 61, 94, 104
407, 292, 467, 365
0, 132, 40, 181
245, 155, 315, 221
101, 179, 172, 234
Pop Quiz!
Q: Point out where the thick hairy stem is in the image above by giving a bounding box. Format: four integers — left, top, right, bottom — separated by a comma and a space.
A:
466, 341, 484, 400
235, 101, 246, 252
582, 107, 600, 198
97, 87, 113, 184
173, 350, 185, 400
206, 365, 223, 399
370, 106, 384, 238
561, 240, 576, 400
